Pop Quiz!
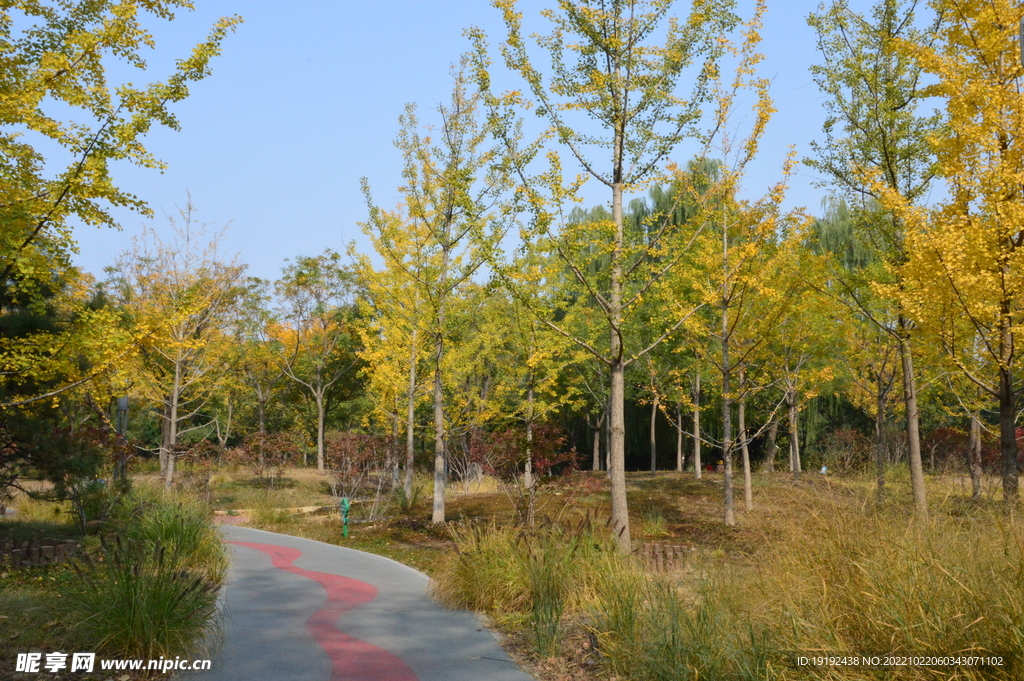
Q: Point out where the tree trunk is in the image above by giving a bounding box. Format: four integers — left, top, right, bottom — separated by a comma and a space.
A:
875, 382, 886, 497
693, 371, 702, 479
525, 379, 536, 526
649, 393, 658, 474
765, 417, 778, 472
788, 389, 801, 480
159, 411, 170, 478
676, 403, 684, 472
738, 371, 752, 511
432, 225, 453, 524
164, 360, 183, 488
604, 400, 611, 472
404, 326, 418, 499
432, 329, 446, 524
722, 327, 735, 527
216, 398, 233, 448
967, 413, 983, 500
998, 364, 1019, 504
898, 326, 928, 516
592, 411, 604, 472
609, 356, 628, 549
315, 390, 326, 472
608, 177, 630, 553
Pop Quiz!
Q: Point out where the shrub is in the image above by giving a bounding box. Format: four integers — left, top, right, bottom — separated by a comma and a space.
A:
324, 432, 400, 519
815, 428, 873, 474
467, 425, 578, 525
62, 536, 221, 659
176, 441, 223, 501
230, 431, 299, 488
13, 426, 131, 533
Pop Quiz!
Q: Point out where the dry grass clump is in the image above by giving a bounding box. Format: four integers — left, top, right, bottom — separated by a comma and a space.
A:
431, 516, 632, 658
432, 485, 1024, 680
432, 518, 626, 616
759, 491, 1024, 679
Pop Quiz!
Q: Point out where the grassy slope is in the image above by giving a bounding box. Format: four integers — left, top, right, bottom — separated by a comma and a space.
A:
225, 466, 1024, 681
7, 467, 1015, 681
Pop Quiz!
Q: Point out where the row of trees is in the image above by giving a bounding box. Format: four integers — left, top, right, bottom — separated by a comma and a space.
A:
4, 0, 1024, 555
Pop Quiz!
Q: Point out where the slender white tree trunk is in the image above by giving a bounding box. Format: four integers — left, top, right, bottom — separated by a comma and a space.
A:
967, 412, 983, 499
432, 239, 451, 524
159, 410, 170, 478
404, 326, 418, 499
764, 418, 778, 472
315, 390, 326, 472
432, 330, 446, 524
738, 370, 752, 511
164, 359, 182, 488
693, 372, 702, 479
898, 323, 928, 516
722, 297, 735, 526
608, 177, 630, 552
525, 379, 535, 526
676, 403, 684, 472
788, 389, 801, 480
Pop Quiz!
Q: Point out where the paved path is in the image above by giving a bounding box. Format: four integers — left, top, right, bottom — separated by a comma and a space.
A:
181, 525, 534, 681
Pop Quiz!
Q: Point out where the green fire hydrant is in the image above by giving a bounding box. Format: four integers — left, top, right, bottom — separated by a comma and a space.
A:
340, 497, 350, 538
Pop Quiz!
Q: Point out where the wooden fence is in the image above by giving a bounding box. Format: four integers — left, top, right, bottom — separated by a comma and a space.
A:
635, 543, 697, 572
1, 539, 80, 570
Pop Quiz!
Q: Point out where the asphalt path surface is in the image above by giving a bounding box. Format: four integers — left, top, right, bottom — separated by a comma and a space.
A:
180, 525, 535, 681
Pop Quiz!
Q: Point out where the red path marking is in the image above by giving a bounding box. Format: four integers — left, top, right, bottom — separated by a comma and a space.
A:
229, 541, 419, 681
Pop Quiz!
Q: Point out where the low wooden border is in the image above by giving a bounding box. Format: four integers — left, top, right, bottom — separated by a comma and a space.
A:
1, 539, 80, 570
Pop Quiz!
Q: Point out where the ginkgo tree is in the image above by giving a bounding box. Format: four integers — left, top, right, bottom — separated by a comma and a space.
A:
686, 152, 804, 524
488, 288, 579, 525
806, 0, 939, 516
470, 0, 747, 552
882, 0, 1024, 503
362, 60, 510, 523
811, 199, 903, 495
355, 198, 434, 500
105, 206, 245, 487
268, 251, 361, 473
1, 2, 240, 411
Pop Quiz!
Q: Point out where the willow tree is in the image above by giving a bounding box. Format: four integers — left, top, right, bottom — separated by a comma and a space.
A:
471, 0, 744, 552
883, 0, 1024, 504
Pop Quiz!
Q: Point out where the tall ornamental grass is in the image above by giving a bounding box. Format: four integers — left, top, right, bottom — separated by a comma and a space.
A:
764, 494, 1024, 680
431, 518, 624, 655
59, 487, 226, 658
590, 553, 776, 681
433, 492, 1024, 680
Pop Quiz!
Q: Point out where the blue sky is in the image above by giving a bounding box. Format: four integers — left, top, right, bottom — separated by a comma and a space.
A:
71, 0, 845, 283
